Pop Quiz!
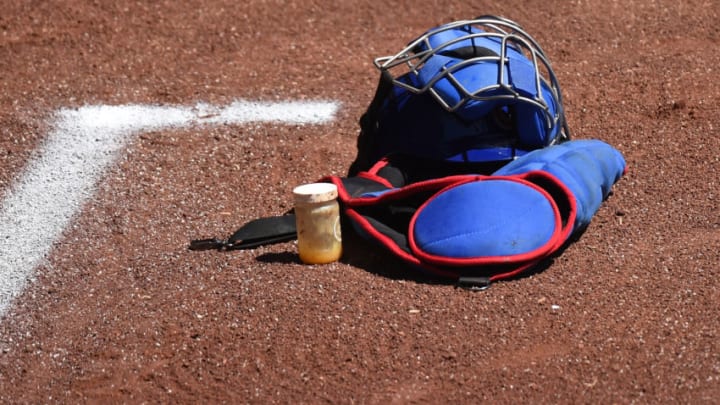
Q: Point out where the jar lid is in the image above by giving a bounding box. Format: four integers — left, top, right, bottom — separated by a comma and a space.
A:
293, 182, 338, 204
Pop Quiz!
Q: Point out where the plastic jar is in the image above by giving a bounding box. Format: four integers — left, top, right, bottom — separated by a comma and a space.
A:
293, 182, 342, 264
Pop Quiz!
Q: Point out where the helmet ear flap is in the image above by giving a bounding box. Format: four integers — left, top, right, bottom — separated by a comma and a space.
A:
488, 78, 564, 150
514, 80, 562, 148
361, 16, 570, 166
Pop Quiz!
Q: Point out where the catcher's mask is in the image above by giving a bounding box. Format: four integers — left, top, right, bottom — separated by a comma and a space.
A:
373, 15, 569, 158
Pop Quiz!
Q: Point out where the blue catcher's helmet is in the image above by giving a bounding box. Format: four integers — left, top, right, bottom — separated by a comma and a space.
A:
350, 15, 570, 174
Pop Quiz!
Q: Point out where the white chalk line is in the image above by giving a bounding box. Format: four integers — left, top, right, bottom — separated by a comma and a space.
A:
0, 100, 340, 317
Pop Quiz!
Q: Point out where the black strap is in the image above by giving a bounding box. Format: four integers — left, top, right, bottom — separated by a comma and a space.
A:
189, 214, 297, 251
187, 176, 393, 252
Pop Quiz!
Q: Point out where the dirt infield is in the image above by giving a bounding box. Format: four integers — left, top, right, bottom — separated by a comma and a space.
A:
1, 1, 719, 403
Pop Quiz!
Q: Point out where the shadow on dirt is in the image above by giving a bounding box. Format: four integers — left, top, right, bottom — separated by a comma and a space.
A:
254, 222, 589, 288
255, 251, 302, 265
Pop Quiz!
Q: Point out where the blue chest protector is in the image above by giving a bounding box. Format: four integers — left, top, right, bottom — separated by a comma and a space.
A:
326, 140, 625, 285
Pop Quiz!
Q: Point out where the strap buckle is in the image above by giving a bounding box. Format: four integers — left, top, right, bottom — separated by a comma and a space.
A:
188, 238, 231, 251
456, 276, 491, 291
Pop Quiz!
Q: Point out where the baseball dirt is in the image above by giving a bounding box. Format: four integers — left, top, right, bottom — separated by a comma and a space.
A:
0, 1, 718, 403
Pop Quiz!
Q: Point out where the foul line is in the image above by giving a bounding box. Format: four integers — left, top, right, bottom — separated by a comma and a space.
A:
0, 100, 339, 317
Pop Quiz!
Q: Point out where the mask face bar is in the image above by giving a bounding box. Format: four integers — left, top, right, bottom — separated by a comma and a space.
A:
374, 15, 569, 145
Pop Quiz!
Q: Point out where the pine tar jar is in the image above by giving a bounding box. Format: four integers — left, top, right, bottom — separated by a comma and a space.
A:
293, 182, 342, 264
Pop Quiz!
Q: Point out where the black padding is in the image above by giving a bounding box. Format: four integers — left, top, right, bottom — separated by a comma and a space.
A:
438, 45, 497, 59
341, 177, 392, 197
380, 154, 507, 183
349, 70, 397, 176
362, 215, 411, 254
